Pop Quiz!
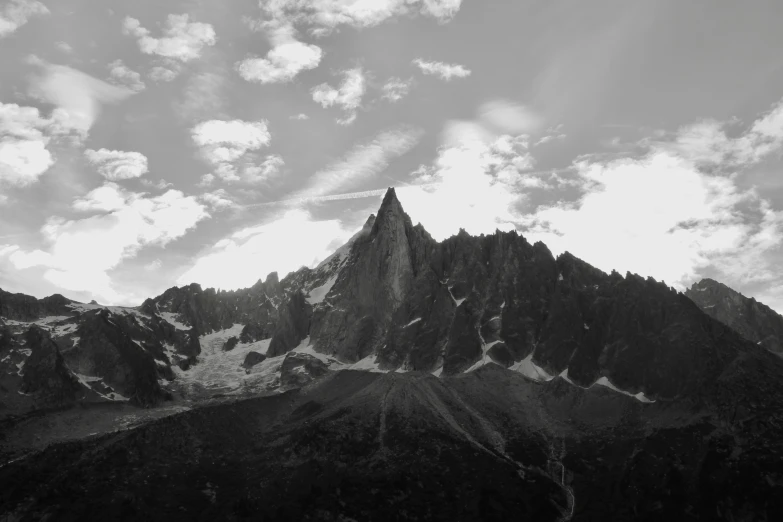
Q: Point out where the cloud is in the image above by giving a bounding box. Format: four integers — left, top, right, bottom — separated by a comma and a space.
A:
27, 58, 135, 139
236, 37, 322, 84
123, 14, 216, 62
199, 189, 237, 211
174, 70, 226, 121
8, 183, 209, 303
413, 58, 471, 80
177, 208, 352, 290
107, 59, 146, 92
478, 100, 543, 135
84, 148, 149, 181
290, 113, 309, 120
144, 259, 162, 271
397, 131, 536, 241
661, 100, 783, 169
514, 100, 783, 294
0, 102, 60, 186
140, 178, 173, 190
0, 0, 48, 38
311, 68, 365, 124
55, 41, 72, 54
191, 119, 282, 183
292, 127, 422, 199
148, 65, 180, 82
254, 0, 463, 36
381, 77, 413, 102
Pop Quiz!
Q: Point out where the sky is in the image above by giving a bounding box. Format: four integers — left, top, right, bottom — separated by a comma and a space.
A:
2, 1, 783, 312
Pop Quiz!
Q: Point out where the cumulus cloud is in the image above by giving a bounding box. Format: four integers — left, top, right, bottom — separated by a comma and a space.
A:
236, 32, 322, 84
292, 127, 422, 200
381, 76, 414, 102
311, 68, 365, 124
199, 189, 237, 211
413, 58, 471, 80
106, 59, 146, 92
177, 208, 352, 290
8, 183, 209, 303
27, 58, 135, 139
0, 102, 61, 186
123, 14, 216, 62
191, 119, 282, 183
290, 113, 309, 120
84, 148, 149, 181
0, 0, 48, 38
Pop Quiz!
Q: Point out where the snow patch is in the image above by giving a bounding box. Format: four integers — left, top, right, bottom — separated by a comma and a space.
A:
593, 376, 655, 403
404, 317, 422, 328
509, 353, 554, 382
346, 354, 384, 373
306, 275, 338, 305
159, 312, 191, 331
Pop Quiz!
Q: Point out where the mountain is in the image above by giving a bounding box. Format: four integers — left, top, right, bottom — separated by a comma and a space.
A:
2, 188, 783, 520
686, 278, 783, 356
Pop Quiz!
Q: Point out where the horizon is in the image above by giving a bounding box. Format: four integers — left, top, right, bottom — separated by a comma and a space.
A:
2, 1, 783, 312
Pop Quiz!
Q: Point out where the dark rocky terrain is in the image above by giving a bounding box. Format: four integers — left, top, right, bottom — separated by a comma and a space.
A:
686, 278, 783, 356
1, 188, 782, 520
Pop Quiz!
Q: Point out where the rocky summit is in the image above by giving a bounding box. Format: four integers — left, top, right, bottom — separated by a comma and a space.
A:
686, 278, 783, 357
1, 188, 783, 520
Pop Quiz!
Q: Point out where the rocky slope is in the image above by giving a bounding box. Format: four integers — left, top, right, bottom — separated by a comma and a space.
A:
2, 361, 782, 521
686, 278, 783, 356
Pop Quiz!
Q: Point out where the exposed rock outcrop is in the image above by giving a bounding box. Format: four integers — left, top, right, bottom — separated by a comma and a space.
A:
686, 278, 783, 356
267, 291, 312, 358
242, 351, 266, 369
20, 326, 81, 404
0, 289, 73, 322
279, 352, 328, 387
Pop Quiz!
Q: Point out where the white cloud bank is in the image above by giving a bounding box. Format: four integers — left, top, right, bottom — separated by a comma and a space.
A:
84, 148, 149, 181
6, 183, 208, 303
0, 0, 48, 38
177, 208, 351, 290
392, 97, 783, 307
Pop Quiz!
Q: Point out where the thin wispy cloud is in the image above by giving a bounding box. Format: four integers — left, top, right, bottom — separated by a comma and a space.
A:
291, 127, 423, 200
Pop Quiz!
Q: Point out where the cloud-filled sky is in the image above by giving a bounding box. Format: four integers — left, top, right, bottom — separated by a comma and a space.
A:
2, 0, 783, 312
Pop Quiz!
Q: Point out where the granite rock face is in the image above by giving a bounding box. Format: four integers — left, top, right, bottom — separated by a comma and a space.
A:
267, 291, 312, 358
20, 326, 81, 404
299, 188, 751, 401
0, 289, 73, 322
141, 271, 283, 336
65, 310, 169, 407
686, 278, 783, 356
